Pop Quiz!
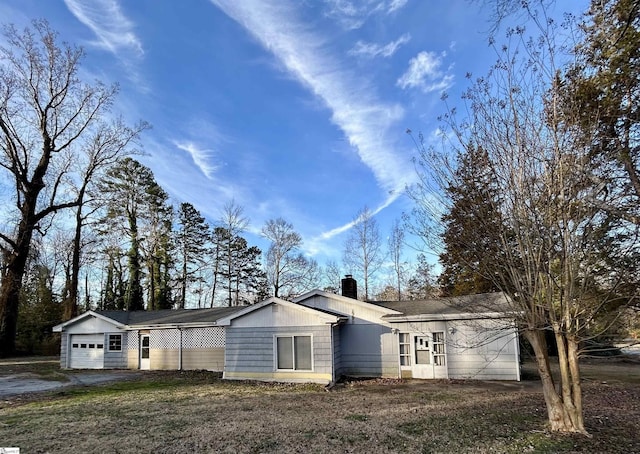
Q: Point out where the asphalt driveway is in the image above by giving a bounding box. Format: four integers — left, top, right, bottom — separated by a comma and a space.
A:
0, 358, 143, 398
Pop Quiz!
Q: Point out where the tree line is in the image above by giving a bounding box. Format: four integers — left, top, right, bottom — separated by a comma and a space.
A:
0, 20, 436, 356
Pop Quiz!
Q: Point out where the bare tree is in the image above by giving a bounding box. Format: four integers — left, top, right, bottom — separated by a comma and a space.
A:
261, 217, 315, 298
219, 200, 248, 306
322, 260, 343, 294
408, 5, 638, 434
388, 218, 406, 300
0, 21, 139, 355
343, 207, 385, 301
62, 118, 146, 319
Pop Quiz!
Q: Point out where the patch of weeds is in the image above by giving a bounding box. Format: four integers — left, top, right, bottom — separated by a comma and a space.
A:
411, 391, 459, 403
251, 437, 278, 452
345, 413, 368, 422
301, 429, 317, 440
500, 432, 575, 453
397, 420, 428, 436
329, 431, 370, 445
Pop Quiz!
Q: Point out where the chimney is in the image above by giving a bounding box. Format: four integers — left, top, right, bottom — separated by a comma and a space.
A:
341, 275, 357, 299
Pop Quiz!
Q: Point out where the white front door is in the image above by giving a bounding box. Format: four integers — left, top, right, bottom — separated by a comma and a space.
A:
412, 334, 434, 379
139, 334, 150, 370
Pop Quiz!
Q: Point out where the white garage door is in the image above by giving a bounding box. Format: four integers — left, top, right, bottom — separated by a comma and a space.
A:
69, 334, 105, 369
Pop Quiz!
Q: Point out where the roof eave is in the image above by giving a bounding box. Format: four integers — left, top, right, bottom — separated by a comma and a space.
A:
384, 311, 519, 322
52, 310, 126, 332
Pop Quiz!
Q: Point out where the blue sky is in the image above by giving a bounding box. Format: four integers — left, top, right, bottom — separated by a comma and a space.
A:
2, 0, 586, 273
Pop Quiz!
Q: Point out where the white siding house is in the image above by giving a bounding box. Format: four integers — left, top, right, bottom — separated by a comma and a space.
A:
53, 286, 520, 383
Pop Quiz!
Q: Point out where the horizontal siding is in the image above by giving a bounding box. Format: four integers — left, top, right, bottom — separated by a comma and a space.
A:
301, 294, 393, 324
333, 325, 342, 379
103, 349, 127, 369
60, 333, 68, 368
339, 324, 397, 377
65, 317, 122, 334
231, 304, 331, 328
447, 324, 519, 380
225, 326, 333, 381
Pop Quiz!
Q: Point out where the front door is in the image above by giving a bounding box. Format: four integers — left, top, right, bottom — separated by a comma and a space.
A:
412, 335, 434, 379
140, 334, 150, 370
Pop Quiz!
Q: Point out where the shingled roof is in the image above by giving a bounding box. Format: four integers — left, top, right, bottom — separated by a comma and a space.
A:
95, 306, 243, 326
371, 292, 513, 319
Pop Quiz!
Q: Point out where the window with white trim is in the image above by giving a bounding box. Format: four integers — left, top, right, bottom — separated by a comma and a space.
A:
399, 333, 411, 366
276, 335, 312, 370
108, 334, 122, 351
433, 332, 446, 366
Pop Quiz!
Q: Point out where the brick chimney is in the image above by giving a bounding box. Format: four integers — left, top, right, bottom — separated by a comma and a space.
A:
341, 275, 357, 299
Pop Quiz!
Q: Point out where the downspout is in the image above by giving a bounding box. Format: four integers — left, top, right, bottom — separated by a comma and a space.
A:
513, 323, 521, 381
330, 323, 335, 383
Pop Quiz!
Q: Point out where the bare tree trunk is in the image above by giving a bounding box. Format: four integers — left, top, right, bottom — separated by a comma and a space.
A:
525, 330, 587, 434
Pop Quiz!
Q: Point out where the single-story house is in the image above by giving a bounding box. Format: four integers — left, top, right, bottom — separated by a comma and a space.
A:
53, 306, 241, 370
54, 280, 520, 382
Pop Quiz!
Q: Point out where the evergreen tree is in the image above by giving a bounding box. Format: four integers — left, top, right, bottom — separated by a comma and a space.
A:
406, 254, 437, 300
176, 203, 210, 309
438, 146, 502, 296
563, 0, 640, 224
98, 158, 169, 311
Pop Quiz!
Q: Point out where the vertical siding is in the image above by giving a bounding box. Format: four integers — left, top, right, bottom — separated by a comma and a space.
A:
224, 325, 333, 383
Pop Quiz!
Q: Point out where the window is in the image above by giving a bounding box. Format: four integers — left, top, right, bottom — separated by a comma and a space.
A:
399, 333, 411, 366
433, 332, 446, 366
108, 334, 122, 351
415, 336, 430, 364
72, 343, 79, 348
141, 335, 150, 359
276, 335, 312, 370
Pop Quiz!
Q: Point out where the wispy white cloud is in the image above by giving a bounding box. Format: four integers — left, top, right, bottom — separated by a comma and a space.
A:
387, 0, 408, 13
63, 0, 143, 57
174, 141, 218, 180
210, 1, 414, 199
397, 51, 454, 93
349, 33, 410, 59
315, 191, 398, 241
324, 0, 409, 30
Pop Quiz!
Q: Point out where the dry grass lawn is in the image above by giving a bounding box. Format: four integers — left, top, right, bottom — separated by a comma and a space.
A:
0, 358, 639, 453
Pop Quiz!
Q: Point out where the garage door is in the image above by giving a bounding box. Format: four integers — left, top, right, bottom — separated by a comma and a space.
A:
69, 334, 105, 369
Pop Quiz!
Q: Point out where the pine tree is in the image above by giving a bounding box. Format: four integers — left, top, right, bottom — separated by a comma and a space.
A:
98, 158, 170, 311
176, 203, 210, 309
438, 146, 502, 296
563, 0, 640, 224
